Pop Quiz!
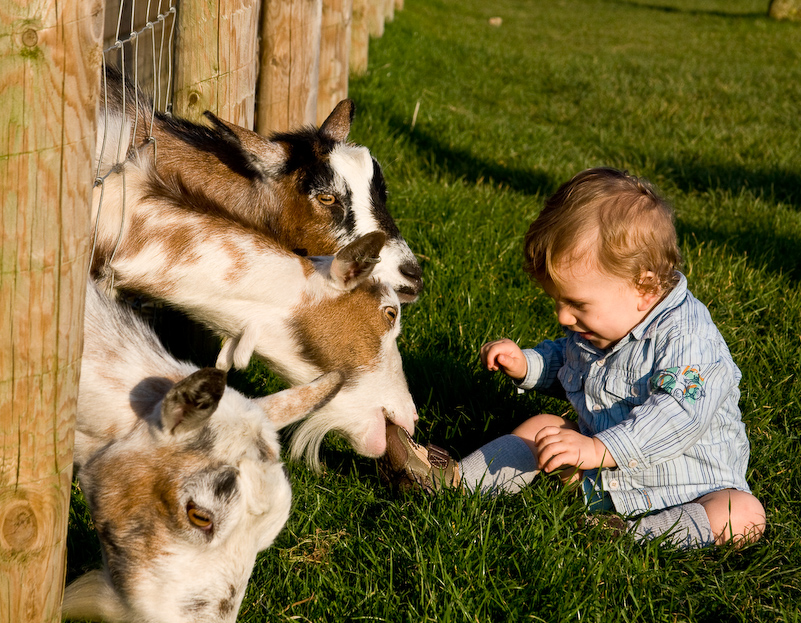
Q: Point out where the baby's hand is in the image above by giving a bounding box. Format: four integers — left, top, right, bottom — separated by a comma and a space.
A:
480, 339, 528, 380
534, 427, 617, 472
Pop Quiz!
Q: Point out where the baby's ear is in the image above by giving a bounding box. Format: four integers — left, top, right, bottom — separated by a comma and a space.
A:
637, 271, 661, 311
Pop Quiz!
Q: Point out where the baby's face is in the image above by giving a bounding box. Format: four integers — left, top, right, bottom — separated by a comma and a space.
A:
539, 257, 658, 350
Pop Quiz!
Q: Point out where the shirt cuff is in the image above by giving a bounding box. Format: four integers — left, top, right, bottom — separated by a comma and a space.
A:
514, 349, 545, 392
593, 427, 650, 473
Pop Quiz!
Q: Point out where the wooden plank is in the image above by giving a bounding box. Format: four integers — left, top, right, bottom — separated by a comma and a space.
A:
349, 0, 369, 76
173, 0, 260, 128
0, 0, 103, 620
317, 0, 352, 125
367, 0, 383, 38
257, 0, 323, 134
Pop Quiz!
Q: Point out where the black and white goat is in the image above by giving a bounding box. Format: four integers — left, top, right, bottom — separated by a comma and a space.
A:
63, 282, 344, 622
96, 66, 423, 302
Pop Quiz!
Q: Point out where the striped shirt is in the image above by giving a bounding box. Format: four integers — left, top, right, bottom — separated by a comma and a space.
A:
517, 273, 752, 516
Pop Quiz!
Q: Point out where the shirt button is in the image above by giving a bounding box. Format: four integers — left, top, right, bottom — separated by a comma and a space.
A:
608, 479, 620, 490
597, 358, 606, 367
628, 459, 638, 469
592, 404, 602, 412
631, 386, 639, 397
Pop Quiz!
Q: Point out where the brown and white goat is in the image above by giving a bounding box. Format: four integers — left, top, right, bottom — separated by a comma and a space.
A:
97, 66, 423, 303
64, 281, 344, 623
90, 149, 417, 466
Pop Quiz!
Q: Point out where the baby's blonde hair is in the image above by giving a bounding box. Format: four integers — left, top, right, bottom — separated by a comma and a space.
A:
523, 167, 681, 295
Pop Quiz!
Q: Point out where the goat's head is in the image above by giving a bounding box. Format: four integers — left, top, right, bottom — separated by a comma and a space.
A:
214, 232, 418, 467
64, 368, 343, 623
208, 103, 424, 302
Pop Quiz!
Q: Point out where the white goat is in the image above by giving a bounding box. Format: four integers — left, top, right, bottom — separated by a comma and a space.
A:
63, 282, 344, 623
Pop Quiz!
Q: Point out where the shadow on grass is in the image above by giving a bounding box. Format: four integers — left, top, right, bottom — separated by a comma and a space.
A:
402, 349, 564, 455
667, 159, 801, 281
662, 159, 801, 210
677, 221, 801, 282
604, 0, 767, 19
386, 115, 557, 197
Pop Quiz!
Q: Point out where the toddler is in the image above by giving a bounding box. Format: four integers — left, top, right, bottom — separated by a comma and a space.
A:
383, 167, 765, 549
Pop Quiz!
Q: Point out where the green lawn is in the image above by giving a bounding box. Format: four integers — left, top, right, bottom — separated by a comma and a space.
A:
67, 1, 801, 621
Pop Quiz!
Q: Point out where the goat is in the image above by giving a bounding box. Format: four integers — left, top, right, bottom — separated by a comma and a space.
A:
96, 66, 423, 303
89, 149, 417, 466
63, 281, 344, 623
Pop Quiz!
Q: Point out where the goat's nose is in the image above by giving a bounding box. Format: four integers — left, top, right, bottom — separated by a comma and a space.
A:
400, 259, 423, 281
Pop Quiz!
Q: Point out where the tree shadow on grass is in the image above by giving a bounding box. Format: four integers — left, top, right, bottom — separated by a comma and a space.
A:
660, 159, 801, 210
604, 0, 767, 19
385, 114, 556, 197
665, 158, 801, 281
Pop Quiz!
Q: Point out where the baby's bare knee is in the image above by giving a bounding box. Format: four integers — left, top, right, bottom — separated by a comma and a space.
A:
512, 413, 577, 440
698, 489, 766, 546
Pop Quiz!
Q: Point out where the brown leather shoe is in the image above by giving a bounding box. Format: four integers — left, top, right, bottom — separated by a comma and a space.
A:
379, 424, 462, 494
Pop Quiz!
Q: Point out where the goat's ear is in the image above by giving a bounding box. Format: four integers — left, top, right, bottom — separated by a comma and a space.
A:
329, 231, 386, 290
254, 371, 344, 429
161, 368, 227, 434
319, 99, 354, 142
203, 112, 286, 178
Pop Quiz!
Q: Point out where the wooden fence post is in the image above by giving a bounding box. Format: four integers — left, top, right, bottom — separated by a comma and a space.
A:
317, 0, 352, 124
367, 0, 384, 38
349, 0, 369, 76
257, 0, 323, 133
173, 0, 260, 128
0, 0, 104, 621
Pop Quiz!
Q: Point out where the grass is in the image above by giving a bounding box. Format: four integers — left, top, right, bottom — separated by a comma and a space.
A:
66, 1, 801, 621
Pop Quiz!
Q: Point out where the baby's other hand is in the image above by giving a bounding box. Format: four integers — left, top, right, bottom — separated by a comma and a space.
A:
480, 339, 528, 380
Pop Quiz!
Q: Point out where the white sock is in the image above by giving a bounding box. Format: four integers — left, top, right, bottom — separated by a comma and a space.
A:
627, 502, 714, 550
458, 434, 539, 495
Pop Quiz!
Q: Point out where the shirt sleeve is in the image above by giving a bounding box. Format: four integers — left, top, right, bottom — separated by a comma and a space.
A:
593, 330, 740, 472
515, 338, 567, 397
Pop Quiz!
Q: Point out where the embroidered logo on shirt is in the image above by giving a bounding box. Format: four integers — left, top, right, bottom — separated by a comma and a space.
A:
650, 366, 706, 404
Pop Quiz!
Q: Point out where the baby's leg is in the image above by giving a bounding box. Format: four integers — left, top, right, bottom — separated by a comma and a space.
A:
460, 414, 579, 494
695, 488, 766, 546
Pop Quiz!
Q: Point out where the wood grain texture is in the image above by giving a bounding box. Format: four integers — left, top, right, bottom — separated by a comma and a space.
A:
317, 0, 352, 125
173, 0, 260, 128
0, 0, 103, 621
256, 0, 323, 134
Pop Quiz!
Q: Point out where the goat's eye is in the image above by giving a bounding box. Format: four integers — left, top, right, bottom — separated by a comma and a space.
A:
317, 194, 336, 206
187, 502, 213, 530
383, 307, 398, 323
